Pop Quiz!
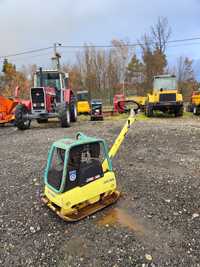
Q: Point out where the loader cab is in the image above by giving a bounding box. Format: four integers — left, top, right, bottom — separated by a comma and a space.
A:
34, 70, 69, 102
77, 90, 90, 102
153, 75, 177, 92
45, 135, 112, 193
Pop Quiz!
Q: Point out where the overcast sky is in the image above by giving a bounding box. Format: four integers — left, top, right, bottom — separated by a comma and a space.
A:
0, 0, 199, 76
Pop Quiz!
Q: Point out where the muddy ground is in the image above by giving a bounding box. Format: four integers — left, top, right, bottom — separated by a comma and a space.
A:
0, 115, 200, 267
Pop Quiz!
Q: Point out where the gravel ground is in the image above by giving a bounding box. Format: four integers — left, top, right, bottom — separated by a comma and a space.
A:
1, 115, 200, 267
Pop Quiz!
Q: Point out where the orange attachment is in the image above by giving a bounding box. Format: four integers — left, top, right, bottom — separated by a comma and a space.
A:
0, 95, 18, 124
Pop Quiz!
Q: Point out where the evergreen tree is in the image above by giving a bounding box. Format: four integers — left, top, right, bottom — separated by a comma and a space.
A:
127, 54, 144, 83
2, 58, 16, 76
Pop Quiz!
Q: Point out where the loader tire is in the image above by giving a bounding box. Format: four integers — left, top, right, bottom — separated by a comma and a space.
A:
15, 104, 31, 130
145, 104, 153, 117
175, 106, 183, 117
37, 118, 48, 123
193, 106, 200, 115
70, 102, 77, 122
187, 104, 193, 113
59, 103, 70, 127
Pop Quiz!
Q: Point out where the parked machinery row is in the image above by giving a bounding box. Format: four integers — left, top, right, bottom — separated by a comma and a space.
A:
3, 72, 200, 128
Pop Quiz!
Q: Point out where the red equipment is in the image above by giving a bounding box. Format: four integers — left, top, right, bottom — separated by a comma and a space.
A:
0, 95, 17, 124
0, 86, 31, 125
113, 93, 141, 114
113, 94, 125, 113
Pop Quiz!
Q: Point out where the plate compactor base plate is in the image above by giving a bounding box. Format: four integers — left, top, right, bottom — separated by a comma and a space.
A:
41, 190, 120, 222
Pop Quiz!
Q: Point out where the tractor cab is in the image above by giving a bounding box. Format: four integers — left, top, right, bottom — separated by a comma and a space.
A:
45, 133, 112, 194
34, 69, 69, 103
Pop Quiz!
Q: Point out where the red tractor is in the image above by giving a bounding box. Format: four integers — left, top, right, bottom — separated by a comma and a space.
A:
15, 67, 77, 130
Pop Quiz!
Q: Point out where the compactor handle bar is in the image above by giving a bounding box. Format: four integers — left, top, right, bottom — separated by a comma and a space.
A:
108, 101, 139, 160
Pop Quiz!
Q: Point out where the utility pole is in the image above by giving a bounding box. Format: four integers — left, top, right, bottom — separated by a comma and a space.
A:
122, 56, 126, 96
51, 43, 62, 70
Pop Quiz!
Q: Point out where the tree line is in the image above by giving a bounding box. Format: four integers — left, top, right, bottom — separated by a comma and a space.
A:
0, 17, 198, 102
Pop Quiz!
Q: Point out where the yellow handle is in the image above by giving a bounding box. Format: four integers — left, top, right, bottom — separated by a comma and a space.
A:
102, 113, 136, 172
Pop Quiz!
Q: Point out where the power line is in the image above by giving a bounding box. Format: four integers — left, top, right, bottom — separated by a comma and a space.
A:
168, 42, 200, 48
168, 37, 200, 44
0, 51, 53, 63
0, 46, 53, 59
0, 36, 200, 60
0, 49, 78, 63
61, 37, 200, 49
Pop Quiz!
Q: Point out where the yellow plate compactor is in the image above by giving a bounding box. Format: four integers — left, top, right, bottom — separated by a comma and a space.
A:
41, 103, 139, 221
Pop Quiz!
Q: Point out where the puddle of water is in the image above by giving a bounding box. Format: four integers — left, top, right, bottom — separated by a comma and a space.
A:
97, 208, 144, 234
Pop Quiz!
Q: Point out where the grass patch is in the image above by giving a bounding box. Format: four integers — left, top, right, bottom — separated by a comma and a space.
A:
105, 112, 149, 121
183, 111, 193, 118
105, 113, 128, 121
78, 112, 149, 122
78, 115, 90, 121
135, 112, 149, 121
78, 111, 194, 122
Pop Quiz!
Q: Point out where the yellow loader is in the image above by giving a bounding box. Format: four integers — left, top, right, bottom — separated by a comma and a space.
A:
145, 75, 183, 117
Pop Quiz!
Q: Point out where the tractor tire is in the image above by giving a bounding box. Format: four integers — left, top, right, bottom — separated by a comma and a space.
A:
37, 118, 48, 124
145, 104, 153, 117
15, 104, 31, 130
58, 103, 70, 127
175, 106, 183, 117
70, 102, 77, 122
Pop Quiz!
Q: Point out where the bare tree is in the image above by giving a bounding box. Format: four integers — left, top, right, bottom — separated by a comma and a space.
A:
176, 56, 195, 83
111, 39, 131, 94
21, 64, 37, 87
72, 41, 128, 102
151, 17, 171, 53
175, 56, 198, 100
138, 18, 171, 92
